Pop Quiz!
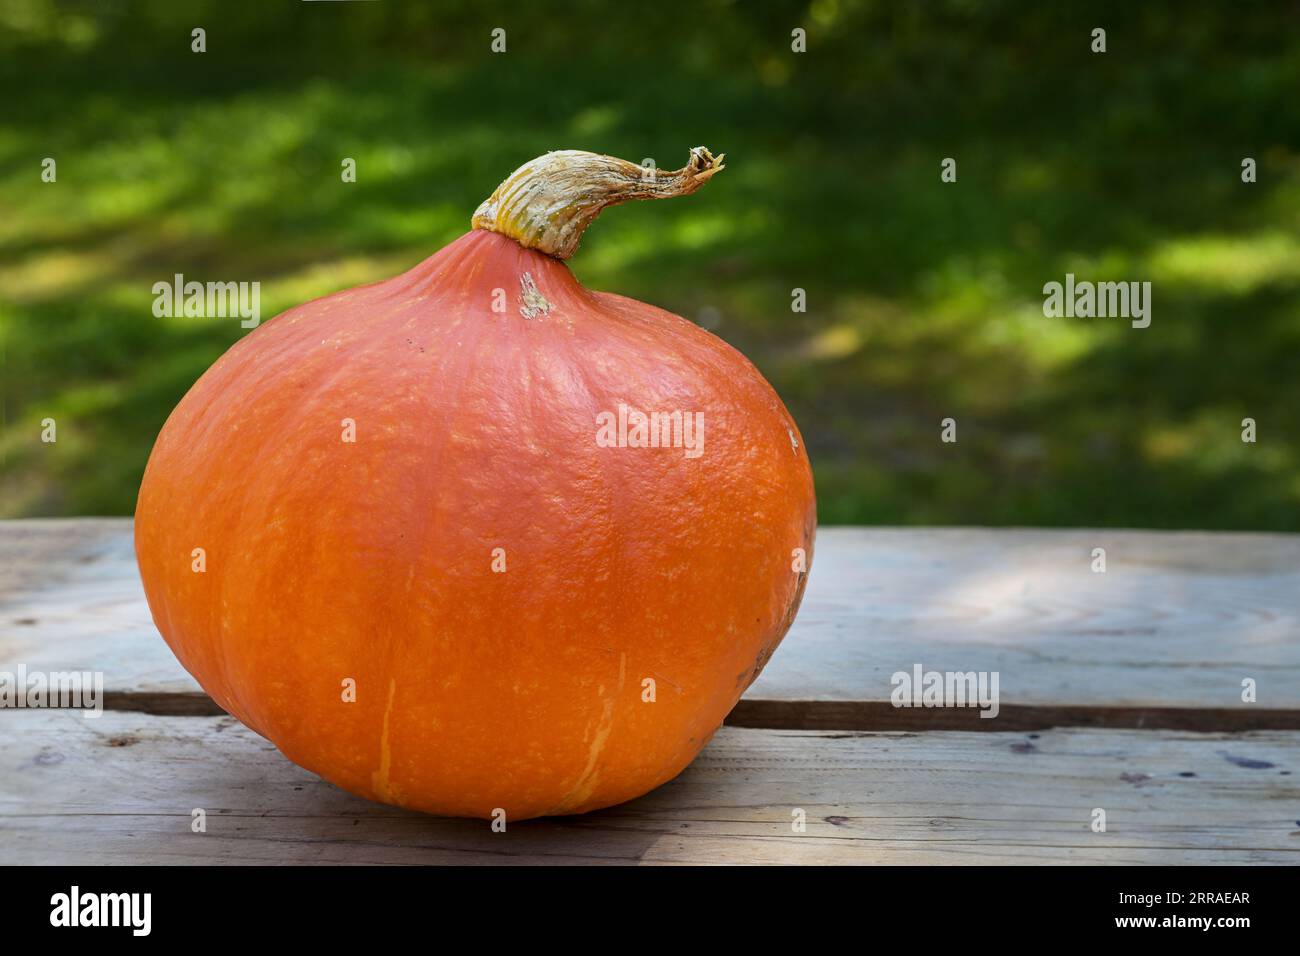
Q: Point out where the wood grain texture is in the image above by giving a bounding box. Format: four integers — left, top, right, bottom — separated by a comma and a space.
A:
1, 519, 185, 696
1, 710, 1296, 865
757, 526, 1300, 711
2, 520, 1298, 724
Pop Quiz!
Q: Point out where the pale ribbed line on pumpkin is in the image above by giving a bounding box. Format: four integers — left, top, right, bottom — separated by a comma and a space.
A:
552, 651, 626, 814
372, 678, 397, 802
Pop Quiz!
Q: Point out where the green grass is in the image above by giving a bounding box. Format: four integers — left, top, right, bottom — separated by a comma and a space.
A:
2, 0, 1298, 527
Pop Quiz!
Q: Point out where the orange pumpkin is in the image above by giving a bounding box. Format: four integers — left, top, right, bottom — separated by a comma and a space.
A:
135, 148, 815, 819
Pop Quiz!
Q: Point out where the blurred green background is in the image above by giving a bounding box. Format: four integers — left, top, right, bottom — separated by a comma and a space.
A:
2, 0, 1298, 527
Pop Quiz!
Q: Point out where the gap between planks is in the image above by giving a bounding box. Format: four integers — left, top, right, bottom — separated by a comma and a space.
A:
80, 691, 1300, 733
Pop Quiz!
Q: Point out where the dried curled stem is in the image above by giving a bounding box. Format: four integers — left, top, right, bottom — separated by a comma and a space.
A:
472, 147, 725, 259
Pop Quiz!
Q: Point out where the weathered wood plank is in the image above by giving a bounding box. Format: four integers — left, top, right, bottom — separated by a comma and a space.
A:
1, 520, 188, 697
758, 526, 1300, 711
3, 520, 1299, 721
1, 710, 1295, 864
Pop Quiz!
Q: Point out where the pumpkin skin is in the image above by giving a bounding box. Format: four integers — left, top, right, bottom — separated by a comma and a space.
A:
135, 152, 815, 820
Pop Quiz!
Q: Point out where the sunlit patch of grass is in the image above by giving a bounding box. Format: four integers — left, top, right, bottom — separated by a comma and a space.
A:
801, 323, 863, 361
569, 106, 622, 139
0, 248, 121, 302
576, 209, 739, 280
1142, 408, 1292, 478
669, 211, 741, 252
981, 302, 1098, 372
1146, 232, 1300, 294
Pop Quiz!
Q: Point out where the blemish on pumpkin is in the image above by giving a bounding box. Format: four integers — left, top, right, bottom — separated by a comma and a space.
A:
788, 428, 799, 453
372, 679, 397, 801
106, 735, 139, 748
519, 272, 552, 319
554, 652, 625, 812
745, 644, 776, 687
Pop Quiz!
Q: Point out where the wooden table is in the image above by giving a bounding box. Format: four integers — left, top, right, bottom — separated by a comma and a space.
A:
2, 519, 1298, 864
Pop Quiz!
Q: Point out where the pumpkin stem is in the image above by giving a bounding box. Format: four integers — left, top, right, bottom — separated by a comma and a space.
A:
472, 147, 725, 260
